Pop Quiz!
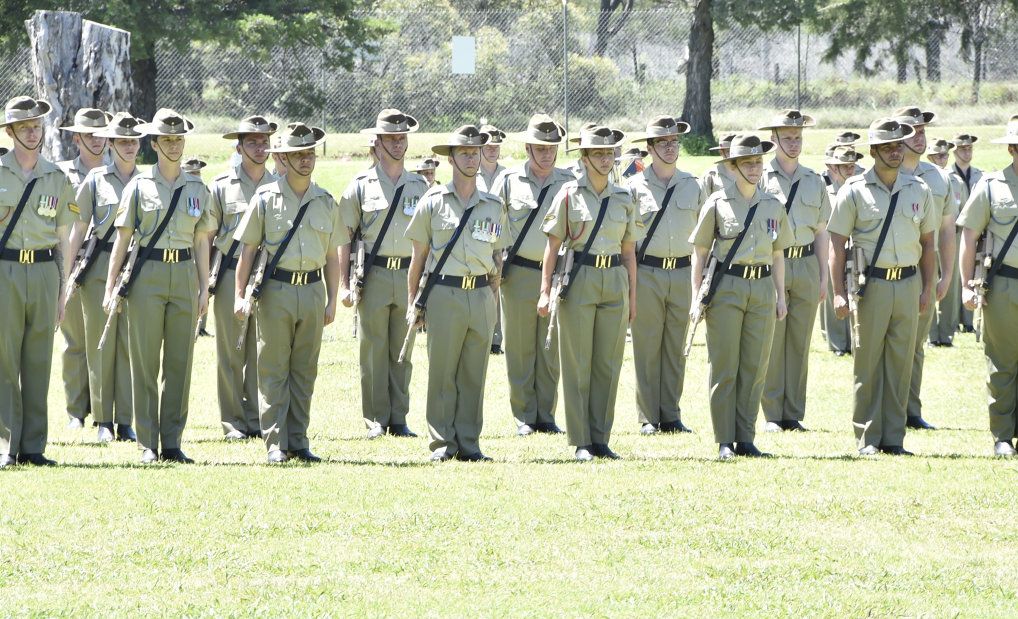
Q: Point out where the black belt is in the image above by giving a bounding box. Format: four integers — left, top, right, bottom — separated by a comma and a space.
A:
157, 248, 192, 263
580, 253, 621, 269
372, 255, 411, 270
639, 255, 691, 270
270, 267, 323, 286
509, 255, 543, 270
433, 273, 490, 289
0, 248, 55, 263
783, 243, 814, 259
725, 264, 772, 280
996, 264, 1018, 279
869, 265, 916, 281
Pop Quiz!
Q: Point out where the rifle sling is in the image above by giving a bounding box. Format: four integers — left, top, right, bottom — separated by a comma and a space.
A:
415, 205, 475, 309
502, 183, 553, 277
560, 196, 612, 300
360, 183, 405, 284
636, 184, 677, 262
120, 185, 185, 296
0, 178, 39, 255
857, 190, 900, 298
703, 202, 760, 305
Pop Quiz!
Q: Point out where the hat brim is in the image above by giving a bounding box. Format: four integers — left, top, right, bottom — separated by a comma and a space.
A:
95, 130, 143, 140
824, 154, 865, 165
630, 125, 691, 144
865, 124, 916, 145
0, 101, 52, 128
716, 140, 775, 163
139, 119, 197, 137
758, 115, 816, 131
268, 135, 327, 153
513, 133, 564, 145
60, 124, 111, 134
432, 140, 488, 156
991, 136, 1018, 145
359, 115, 420, 135
222, 122, 279, 140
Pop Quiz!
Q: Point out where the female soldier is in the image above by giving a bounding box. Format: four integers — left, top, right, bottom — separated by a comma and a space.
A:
689, 134, 792, 461
538, 126, 638, 461
104, 108, 215, 464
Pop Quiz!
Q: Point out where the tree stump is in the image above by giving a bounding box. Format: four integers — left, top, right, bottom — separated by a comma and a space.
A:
25, 10, 132, 162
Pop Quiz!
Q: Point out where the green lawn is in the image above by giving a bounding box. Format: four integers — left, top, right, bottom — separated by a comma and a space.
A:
2, 128, 1017, 616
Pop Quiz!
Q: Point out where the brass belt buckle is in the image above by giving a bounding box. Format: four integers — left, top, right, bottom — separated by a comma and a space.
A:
386, 256, 401, 270
291, 271, 309, 286
886, 267, 902, 281
595, 255, 610, 269
743, 265, 760, 280
789, 246, 802, 259
662, 257, 677, 269
18, 249, 34, 264
461, 275, 477, 290
163, 249, 180, 263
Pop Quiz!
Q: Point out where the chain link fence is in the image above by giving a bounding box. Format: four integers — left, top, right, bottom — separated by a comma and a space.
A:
4, 6, 1018, 137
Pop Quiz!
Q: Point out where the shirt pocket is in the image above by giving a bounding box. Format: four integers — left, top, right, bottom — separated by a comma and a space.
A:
603, 203, 628, 241
718, 212, 744, 240
989, 193, 1018, 226
508, 197, 536, 222
137, 192, 164, 232
308, 207, 334, 253
431, 211, 459, 250
854, 198, 883, 234
796, 192, 822, 228
265, 208, 291, 248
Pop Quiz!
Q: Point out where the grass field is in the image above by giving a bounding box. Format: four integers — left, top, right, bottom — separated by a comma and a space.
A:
2, 127, 1018, 616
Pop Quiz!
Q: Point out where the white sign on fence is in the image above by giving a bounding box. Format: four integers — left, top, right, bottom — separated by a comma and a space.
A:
451, 36, 476, 75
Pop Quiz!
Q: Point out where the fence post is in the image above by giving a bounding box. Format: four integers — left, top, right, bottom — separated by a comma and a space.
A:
321, 50, 327, 157
796, 21, 801, 109
562, 0, 569, 136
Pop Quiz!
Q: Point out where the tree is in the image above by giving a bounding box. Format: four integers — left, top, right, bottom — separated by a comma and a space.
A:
0, 1, 382, 125
958, 0, 1010, 103
593, 0, 635, 56
681, 0, 714, 145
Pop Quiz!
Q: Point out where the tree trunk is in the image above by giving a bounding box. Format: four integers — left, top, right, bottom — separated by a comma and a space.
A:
925, 25, 941, 82
593, 0, 634, 57
682, 0, 714, 145
25, 10, 132, 163
972, 40, 983, 104
131, 45, 158, 163
895, 46, 908, 84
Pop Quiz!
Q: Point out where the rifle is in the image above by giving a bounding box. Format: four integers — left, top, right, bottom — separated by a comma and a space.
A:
207, 247, 224, 295
543, 249, 575, 350
846, 242, 866, 351
236, 248, 269, 351
398, 273, 426, 363
684, 247, 718, 356
972, 233, 993, 343
64, 223, 99, 301
350, 238, 366, 338
98, 240, 139, 350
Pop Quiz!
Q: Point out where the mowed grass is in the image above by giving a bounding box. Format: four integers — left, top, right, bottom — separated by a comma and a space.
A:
2, 128, 1018, 616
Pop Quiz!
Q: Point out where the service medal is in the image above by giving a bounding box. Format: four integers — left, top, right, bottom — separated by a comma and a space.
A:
186, 197, 201, 217
37, 195, 57, 218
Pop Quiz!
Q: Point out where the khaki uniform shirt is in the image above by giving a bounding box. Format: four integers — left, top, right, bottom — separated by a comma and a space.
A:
57, 156, 98, 191
236, 179, 349, 272
338, 167, 431, 258
477, 163, 506, 194
761, 160, 832, 246
492, 162, 574, 262
0, 151, 76, 250
953, 163, 983, 195
627, 167, 706, 259
690, 187, 793, 265
947, 171, 967, 221
115, 166, 216, 250
910, 161, 957, 243
542, 172, 639, 254
827, 168, 937, 268
701, 164, 734, 197
405, 183, 508, 277
958, 166, 1018, 268
208, 165, 277, 254
75, 165, 140, 238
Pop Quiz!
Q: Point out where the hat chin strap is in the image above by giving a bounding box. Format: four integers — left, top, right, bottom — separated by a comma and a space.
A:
378, 139, 404, 162
12, 129, 43, 153
111, 142, 136, 165
285, 153, 312, 177
874, 147, 899, 170
733, 160, 754, 186
451, 155, 477, 179
81, 138, 106, 158
153, 140, 183, 163
240, 143, 267, 167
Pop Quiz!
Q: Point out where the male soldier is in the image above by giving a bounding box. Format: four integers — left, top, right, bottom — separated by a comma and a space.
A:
339, 109, 430, 439
701, 133, 736, 195
208, 116, 277, 440
414, 158, 440, 187
927, 138, 967, 346
405, 125, 508, 462
478, 123, 507, 354
626, 115, 705, 435
58, 108, 112, 429
0, 96, 75, 467
893, 107, 957, 431
105, 108, 215, 464
818, 145, 864, 357
958, 117, 1018, 457
64, 113, 144, 443
491, 113, 572, 436
758, 110, 831, 432
184, 156, 211, 338
820, 132, 864, 187
828, 118, 937, 456
234, 123, 347, 463
952, 134, 983, 332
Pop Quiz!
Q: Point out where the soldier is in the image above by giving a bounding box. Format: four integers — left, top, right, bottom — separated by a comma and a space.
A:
701, 133, 736, 195
405, 125, 508, 462
183, 157, 209, 342
758, 110, 831, 433
63, 112, 144, 443
58, 108, 112, 430
491, 113, 572, 436
828, 118, 937, 456
338, 109, 429, 439
234, 123, 347, 464
893, 107, 957, 432
626, 115, 705, 435
927, 138, 967, 347
958, 118, 1018, 457
104, 108, 215, 464
567, 122, 599, 177
818, 145, 864, 357
820, 132, 864, 186
270, 134, 288, 177
367, 135, 378, 169
478, 124, 506, 354
538, 125, 637, 461
617, 146, 647, 180
414, 158, 440, 187
690, 135, 792, 460
207, 116, 278, 440
952, 134, 983, 333
0, 96, 75, 467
